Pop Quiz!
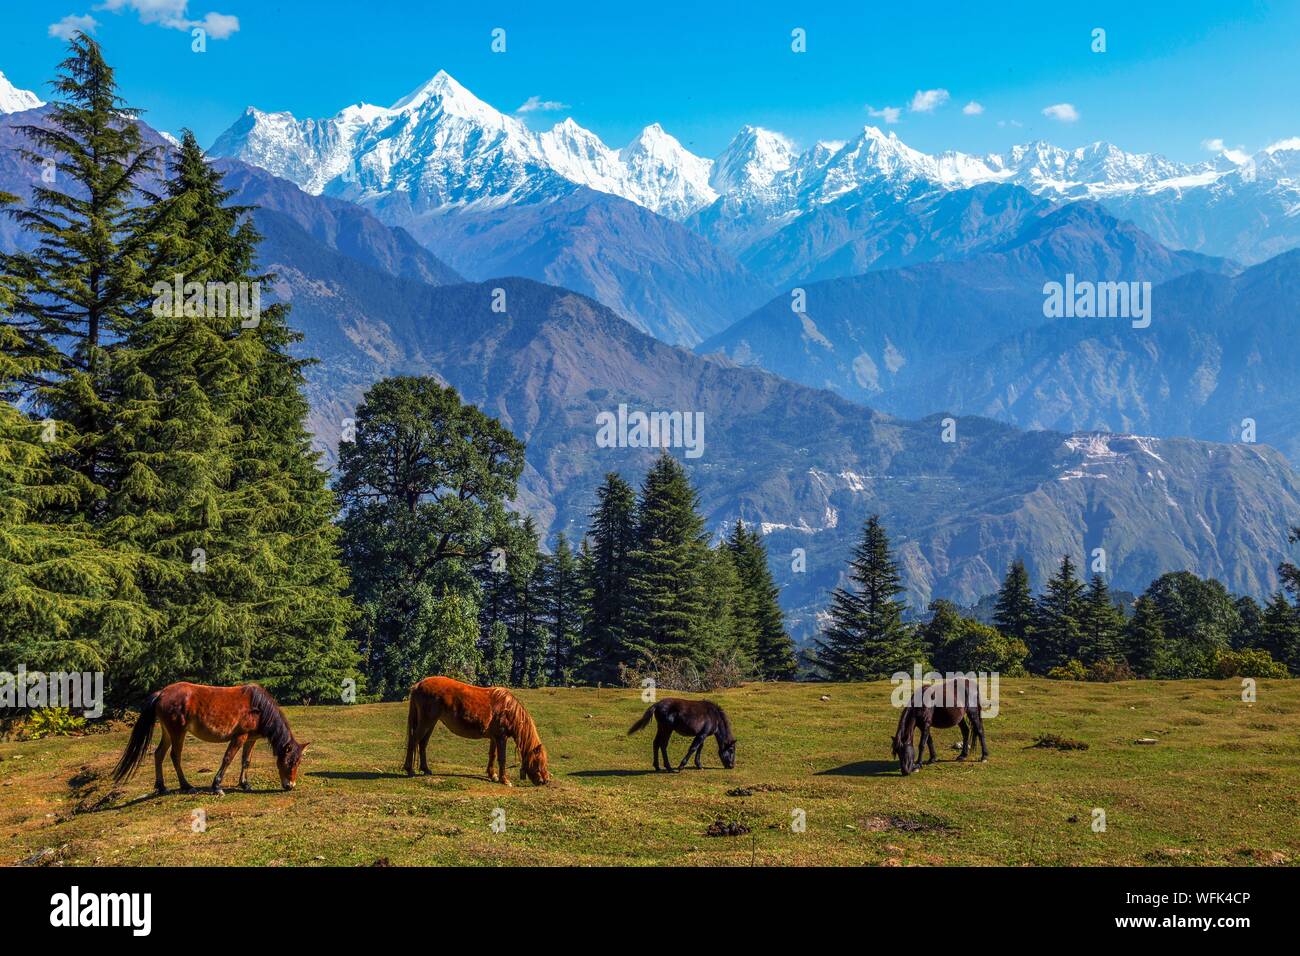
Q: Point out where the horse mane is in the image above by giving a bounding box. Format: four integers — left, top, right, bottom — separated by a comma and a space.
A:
892, 707, 915, 751
711, 703, 734, 743
490, 687, 547, 779
247, 684, 294, 759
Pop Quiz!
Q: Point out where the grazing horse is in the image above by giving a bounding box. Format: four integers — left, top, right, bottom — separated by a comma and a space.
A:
404, 676, 550, 786
891, 676, 988, 776
628, 698, 736, 771
112, 682, 309, 795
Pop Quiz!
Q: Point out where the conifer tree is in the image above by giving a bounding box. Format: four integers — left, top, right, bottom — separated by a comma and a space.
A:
1259, 593, 1300, 675
993, 559, 1035, 647
0, 249, 159, 682
5, 33, 164, 504
543, 532, 582, 684
1031, 555, 1085, 672
625, 453, 711, 665
815, 515, 924, 680
577, 472, 637, 682
1123, 595, 1169, 678
725, 520, 797, 680
1078, 574, 1125, 665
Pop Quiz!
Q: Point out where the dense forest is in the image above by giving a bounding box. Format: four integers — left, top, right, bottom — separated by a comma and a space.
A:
1, 38, 1297, 716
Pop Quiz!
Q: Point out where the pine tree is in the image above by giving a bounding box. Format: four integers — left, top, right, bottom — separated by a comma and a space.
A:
725, 521, 797, 680
0, 246, 159, 683
1123, 595, 1169, 678
625, 453, 711, 666
1031, 555, 1084, 672
993, 559, 1035, 647
577, 473, 637, 683
5, 33, 165, 507
1078, 574, 1125, 665
542, 532, 582, 684
815, 515, 924, 680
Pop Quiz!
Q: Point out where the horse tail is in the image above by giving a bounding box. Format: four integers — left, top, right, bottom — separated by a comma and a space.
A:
627, 704, 656, 735
112, 690, 161, 784
405, 684, 423, 758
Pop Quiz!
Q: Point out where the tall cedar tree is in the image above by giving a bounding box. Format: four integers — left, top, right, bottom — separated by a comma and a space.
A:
1259, 593, 1300, 675
135, 132, 356, 701
725, 520, 797, 679
578, 472, 637, 682
6, 34, 165, 508
625, 453, 712, 666
337, 376, 522, 698
1078, 574, 1125, 665
1031, 555, 1084, 672
0, 232, 159, 676
543, 532, 582, 684
993, 559, 1035, 647
815, 515, 925, 680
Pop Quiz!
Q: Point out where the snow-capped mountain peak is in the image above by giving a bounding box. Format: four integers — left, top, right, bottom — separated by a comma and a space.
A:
0, 71, 43, 114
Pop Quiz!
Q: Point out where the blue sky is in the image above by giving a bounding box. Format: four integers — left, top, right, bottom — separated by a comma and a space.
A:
1, 1, 1296, 161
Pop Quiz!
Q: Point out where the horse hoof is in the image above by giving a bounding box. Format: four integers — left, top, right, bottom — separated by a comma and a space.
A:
240, 781, 251, 792
180, 785, 197, 794
421, 769, 432, 776
212, 787, 225, 797
979, 756, 989, 762
155, 786, 169, 796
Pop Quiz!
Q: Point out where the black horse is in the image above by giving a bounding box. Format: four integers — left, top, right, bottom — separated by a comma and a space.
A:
628, 698, 736, 771
891, 677, 988, 775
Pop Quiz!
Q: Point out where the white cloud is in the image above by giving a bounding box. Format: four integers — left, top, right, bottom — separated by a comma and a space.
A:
997, 119, 1023, 129
1265, 136, 1300, 153
866, 105, 901, 124
910, 88, 950, 113
1041, 103, 1080, 123
1201, 137, 1226, 152
98, 1, 240, 39
962, 101, 984, 116
516, 95, 570, 114
48, 14, 99, 39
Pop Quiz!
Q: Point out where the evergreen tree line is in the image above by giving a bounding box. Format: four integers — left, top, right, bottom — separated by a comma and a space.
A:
816, 516, 1300, 681
335, 371, 799, 698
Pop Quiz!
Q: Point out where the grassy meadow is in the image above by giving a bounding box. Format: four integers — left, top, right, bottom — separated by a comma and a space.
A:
2, 679, 1297, 867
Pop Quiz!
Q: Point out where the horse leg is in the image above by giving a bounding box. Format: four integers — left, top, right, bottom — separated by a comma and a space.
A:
212, 735, 245, 795
170, 728, 195, 793
653, 726, 671, 771
926, 725, 938, 764
486, 736, 498, 781
238, 737, 257, 791
418, 721, 435, 775
496, 732, 510, 786
678, 734, 705, 771
972, 711, 990, 761
957, 718, 970, 760
153, 729, 171, 794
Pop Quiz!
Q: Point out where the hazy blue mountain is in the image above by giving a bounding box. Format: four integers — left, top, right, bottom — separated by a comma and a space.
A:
698, 201, 1230, 402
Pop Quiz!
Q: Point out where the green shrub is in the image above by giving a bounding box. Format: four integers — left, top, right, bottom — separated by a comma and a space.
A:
1047, 659, 1088, 681
20, 708, 88, 740
1211, 647, 1289, 679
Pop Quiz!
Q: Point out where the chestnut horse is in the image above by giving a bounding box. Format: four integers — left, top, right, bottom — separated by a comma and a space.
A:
628, 697, 736, 771
112, 682, 309, 794
891, 676, 988, 775
404, 676, 550, 786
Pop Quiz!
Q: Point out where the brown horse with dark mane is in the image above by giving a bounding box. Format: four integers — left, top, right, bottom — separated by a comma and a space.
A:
628, 697, 736, 771
112, 682, 309, 794
892, 676, 988, 775
404, 676, 550, 786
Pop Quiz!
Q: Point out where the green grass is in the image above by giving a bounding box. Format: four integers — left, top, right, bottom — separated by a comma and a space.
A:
2, 679, 1298, 866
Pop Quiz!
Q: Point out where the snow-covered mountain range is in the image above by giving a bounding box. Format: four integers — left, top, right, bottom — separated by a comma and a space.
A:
209, 68, 1300, 269
0, 72, 43, 115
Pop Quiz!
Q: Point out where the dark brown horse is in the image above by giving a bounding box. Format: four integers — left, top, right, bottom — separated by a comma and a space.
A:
628, 697, 736, 771
891, 677, 988, 775
112, 682, 309, 794
404, 676, 550, 786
